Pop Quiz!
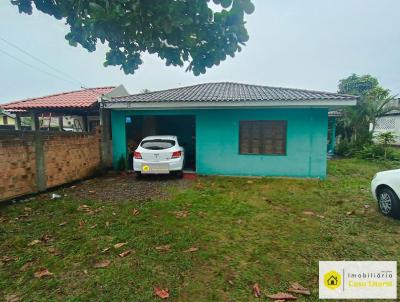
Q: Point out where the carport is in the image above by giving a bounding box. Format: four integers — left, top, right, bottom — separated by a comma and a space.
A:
125, 114, 196, 171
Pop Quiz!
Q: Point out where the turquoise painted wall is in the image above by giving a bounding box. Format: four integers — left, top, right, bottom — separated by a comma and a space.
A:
111, 110, 127, 167
111, 108, 328, 178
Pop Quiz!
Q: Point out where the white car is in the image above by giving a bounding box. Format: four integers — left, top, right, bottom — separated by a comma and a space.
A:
133, 135, 184, 177
371, 169, 400, 218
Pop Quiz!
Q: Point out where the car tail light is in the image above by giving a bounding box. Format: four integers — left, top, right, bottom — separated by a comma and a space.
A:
134, 151, 142, 159
171, 151, 181, 159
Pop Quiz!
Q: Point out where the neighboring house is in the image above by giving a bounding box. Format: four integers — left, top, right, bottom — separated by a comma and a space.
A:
104, 82, 357, 178
373, 98, 400, 145
1, 85, 129, 131
0, 111, 16, 126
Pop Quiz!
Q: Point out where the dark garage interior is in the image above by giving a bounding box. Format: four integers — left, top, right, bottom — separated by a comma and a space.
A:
125, 115, 196, 171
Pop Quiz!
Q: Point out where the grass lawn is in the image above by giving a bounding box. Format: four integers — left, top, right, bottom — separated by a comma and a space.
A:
1, 159, 400, 301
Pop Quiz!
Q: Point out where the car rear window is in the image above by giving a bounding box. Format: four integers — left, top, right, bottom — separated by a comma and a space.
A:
141, 139, 175, 150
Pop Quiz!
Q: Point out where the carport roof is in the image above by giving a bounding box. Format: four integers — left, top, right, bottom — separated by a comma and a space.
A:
105, 82, 358, 109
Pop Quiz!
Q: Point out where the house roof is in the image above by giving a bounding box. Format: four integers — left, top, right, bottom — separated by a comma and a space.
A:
1, 87, 116, 111
106, 82, 358, 109
383, 98, 400, 116
0, 111, 16, 119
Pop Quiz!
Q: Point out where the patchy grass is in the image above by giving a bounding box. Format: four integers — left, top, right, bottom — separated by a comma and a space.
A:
1, 159, 400, 301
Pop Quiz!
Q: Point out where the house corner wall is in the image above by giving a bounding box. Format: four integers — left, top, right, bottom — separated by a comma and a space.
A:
111, 110, 127, 169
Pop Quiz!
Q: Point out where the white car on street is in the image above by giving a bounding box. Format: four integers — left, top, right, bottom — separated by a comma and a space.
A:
371, 169, 400, 218
133, 135, 184, 177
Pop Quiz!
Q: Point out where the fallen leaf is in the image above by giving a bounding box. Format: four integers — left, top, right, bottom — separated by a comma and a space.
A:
316, 215, 325, 219
16, 213, 29, 220
24, 207, 32, 212
58, 221, 68, 226
70, 185, 77, 189
303, 211, 315, 216
132, 208, 140, 216
155, 244, 171, 252
118, 250, 132, 258
101, 247, 111, 253
20, 261, 34, 272
78, 204, 94, 215
253, 283, 261, 298
288, 282, 311, 295
40, 234, 53, 243
1, 256, 17, 263
175, 210, 188, 218
79, 220, 85, 228
346, 211, 355, 216
114, 242, 128, 249
89, 224, 97, 229
247, 180, 254, 184
106, 221, 110, 227
183, 247, 198, 253
83, 269, 88, 275
267, 292, 297, 300
28, 239, 41, 246
88, 190, 95, 193
154, 287, 169, 299
93, 260, 111, 268
34, 268, 53, 278
5, 294, 20, 302
47, 247, 61, 256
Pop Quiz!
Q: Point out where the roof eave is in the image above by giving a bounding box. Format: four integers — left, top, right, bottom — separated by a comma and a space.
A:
103, 99, 357, 110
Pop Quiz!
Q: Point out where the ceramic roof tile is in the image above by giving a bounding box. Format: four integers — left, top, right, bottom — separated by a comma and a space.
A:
1, 87, 115, 110
111, 82, 357, 103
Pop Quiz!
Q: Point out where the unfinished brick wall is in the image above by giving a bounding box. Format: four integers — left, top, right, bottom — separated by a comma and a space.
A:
44, 132, 102, 187
0, 132, 37, 201
0, 130, 102, 202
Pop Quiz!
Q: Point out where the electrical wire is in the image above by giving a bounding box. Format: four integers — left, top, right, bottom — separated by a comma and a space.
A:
0, 35, 86, 87
0, 36, 110, 98
0, 47, 78, 85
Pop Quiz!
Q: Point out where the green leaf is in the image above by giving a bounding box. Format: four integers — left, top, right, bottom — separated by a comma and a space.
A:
11, 0, 254, 75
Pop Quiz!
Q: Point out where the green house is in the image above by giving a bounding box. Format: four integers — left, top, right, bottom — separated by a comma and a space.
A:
104, 82, 357, 178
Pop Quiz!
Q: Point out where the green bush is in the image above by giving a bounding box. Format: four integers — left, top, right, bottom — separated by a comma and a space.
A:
337, 137, 399, 161
336, 140, 365, 157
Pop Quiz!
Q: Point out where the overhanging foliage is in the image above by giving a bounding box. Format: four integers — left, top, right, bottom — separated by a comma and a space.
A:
11, 0, 255, 75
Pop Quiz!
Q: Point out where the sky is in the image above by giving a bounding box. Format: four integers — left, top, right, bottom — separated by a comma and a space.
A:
0, 0, 399, 103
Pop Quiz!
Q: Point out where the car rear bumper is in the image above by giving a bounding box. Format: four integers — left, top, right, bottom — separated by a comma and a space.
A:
133, 158, 184, 173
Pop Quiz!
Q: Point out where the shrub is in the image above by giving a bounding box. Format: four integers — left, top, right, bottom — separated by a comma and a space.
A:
376, 132, 397, 147
336, 139, 368, 157
337, 133, 399, 161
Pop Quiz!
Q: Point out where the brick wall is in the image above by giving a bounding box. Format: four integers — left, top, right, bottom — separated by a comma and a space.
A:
0, 130, 102, 202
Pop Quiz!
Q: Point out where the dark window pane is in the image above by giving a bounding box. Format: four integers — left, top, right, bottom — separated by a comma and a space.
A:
141, 139, 175, 150
239, 120, 287, 155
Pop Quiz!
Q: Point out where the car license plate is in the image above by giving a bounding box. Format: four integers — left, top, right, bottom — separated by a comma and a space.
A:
141, 163, 169, 174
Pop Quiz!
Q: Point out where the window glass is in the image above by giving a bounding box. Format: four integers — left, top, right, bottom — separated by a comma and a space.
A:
141, 139, 175, 150
239, 120, 287, 155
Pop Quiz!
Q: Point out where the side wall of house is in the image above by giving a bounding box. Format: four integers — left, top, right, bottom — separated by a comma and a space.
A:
0, 130, 102, 202
111, 108, 328, 178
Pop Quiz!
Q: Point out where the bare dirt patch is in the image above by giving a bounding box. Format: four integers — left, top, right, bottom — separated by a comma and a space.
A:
59, 172, 192, 202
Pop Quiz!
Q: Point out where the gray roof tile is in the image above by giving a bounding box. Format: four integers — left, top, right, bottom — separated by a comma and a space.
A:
109, 82, 357, 103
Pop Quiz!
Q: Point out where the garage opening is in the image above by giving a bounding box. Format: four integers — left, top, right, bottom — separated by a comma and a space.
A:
125, 115, 196, 172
